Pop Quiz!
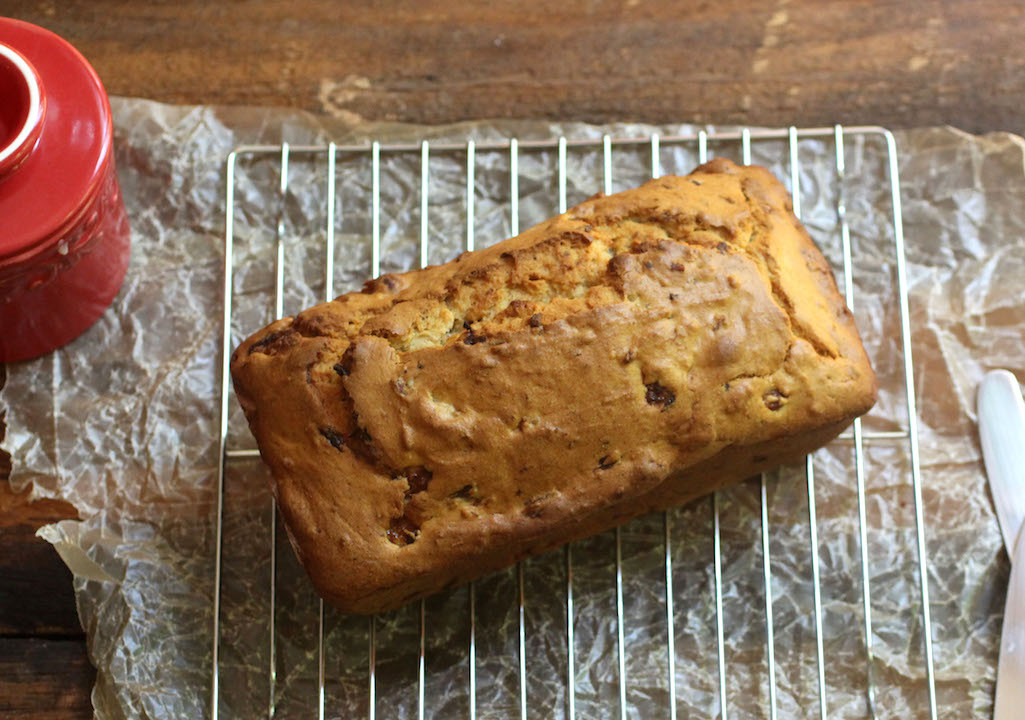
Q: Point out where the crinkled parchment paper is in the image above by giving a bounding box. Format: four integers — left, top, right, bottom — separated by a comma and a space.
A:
3, 99, 1023, 718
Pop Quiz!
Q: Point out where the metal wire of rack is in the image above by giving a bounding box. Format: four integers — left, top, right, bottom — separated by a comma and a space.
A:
213, 126, 936, 719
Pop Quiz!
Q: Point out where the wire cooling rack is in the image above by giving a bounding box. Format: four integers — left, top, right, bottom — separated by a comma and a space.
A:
213, 127, 935, 719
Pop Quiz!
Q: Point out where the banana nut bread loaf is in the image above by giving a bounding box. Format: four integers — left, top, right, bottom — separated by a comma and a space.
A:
230, 157, 877, 614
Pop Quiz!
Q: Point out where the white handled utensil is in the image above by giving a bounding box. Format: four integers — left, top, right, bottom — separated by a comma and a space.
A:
995, 523, 1025, 719
979, 370, 1025, 555
978, 369, 1025, 720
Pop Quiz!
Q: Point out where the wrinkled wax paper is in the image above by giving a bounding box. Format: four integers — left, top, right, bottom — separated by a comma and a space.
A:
3, 99, 1023, 719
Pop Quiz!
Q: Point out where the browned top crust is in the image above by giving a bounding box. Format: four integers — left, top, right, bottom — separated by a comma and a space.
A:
230, 158, 877, 613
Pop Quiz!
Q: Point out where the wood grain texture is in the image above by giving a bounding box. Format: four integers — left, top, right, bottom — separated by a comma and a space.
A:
6, 0, 1025, 134
0, 638, 95, 720
0, 488, 81, 637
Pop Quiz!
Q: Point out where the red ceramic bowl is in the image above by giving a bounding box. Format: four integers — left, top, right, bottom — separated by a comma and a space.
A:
0, 18, 130, 363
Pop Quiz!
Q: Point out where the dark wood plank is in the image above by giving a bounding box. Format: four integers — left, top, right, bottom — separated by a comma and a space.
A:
6, 0, 1025, 135
0, 491, 82, 637
0, 379, 81, 637
0, 638, 95, 719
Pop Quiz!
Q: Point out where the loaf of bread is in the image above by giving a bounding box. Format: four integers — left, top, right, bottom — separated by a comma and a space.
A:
230, 158, 877, 614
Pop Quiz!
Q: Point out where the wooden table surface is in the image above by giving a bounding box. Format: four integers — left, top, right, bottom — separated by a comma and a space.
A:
2, 1, 1023, 717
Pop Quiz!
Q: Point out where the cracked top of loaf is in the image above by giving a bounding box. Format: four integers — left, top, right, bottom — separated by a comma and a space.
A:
230, 157, 877, 613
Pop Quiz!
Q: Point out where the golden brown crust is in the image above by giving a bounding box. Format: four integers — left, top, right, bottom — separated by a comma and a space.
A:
230, 158, 877, 614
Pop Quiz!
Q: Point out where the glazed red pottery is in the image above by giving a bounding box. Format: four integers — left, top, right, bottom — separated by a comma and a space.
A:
0, 17, 130, 363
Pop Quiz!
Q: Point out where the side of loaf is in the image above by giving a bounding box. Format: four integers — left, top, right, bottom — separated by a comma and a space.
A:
230, 157, 877, 614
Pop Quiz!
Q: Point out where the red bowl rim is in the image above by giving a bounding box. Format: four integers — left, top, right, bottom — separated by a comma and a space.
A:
0, 42, 45, 176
